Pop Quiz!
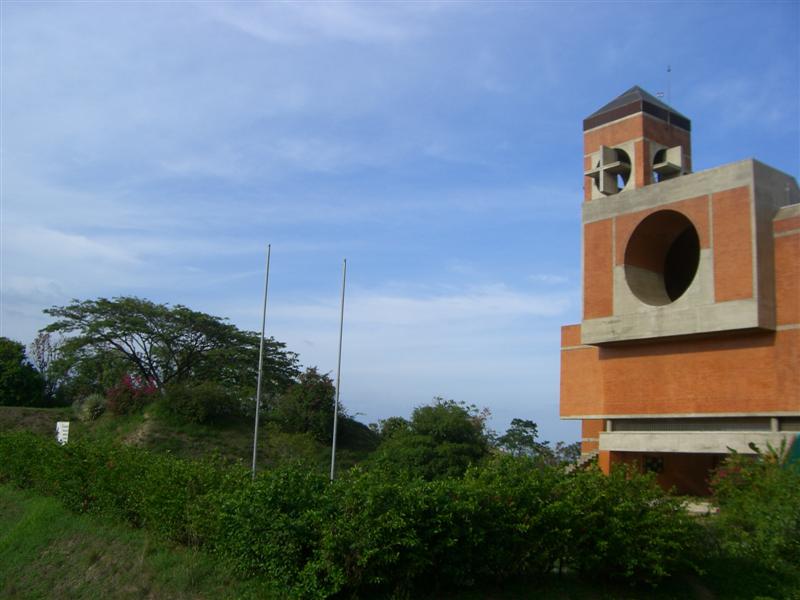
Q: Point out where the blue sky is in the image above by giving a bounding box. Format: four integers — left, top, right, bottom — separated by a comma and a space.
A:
1, 1, 798, 442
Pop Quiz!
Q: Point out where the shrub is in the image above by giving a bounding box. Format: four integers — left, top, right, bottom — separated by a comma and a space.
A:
0, 431, 704, 596
197, 464, 336, 599
709, 445, 800, 573
163, 381, 239, 424
559, 466, 699, 584
105, 374, 157, 415
72, 392, 106, 422
316, 458, 567, 596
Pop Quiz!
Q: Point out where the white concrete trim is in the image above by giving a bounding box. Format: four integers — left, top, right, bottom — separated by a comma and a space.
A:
749, 182, 758, 306
777, 324, 800, 331
599, 431, 797, 454
774, 228, 800, 238
583, 160, 754, 224
774, 202, 800, 220
561, 344, 594, 351
708, 191, 716, 302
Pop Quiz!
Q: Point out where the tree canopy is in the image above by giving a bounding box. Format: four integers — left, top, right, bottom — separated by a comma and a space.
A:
369, 398, 491, 479
0, 337, 44, 406
43, 297, 299, 397
497, 418, 543, 457
272, 367, 338, 443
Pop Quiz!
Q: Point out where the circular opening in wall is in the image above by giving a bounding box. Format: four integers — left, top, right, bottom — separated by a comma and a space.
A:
624, 210, 700, 306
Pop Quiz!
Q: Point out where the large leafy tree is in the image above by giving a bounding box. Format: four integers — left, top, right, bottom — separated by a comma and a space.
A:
0, 337, 45, 406
370, 398, 491, 479
43, 297, 299, 396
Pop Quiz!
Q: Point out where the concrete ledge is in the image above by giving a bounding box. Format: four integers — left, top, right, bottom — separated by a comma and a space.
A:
581, 298, 762, 344
599, 431, 797, 454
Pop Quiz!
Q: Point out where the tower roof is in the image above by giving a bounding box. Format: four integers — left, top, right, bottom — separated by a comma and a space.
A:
583, 85, 691, 132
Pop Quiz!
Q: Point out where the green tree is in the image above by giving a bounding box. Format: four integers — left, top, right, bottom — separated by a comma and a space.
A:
370, 416, 410, 440
0, 337, 45, 406
27, 332, 68, 405
51, 345, 130, 402
497, 418, 543, 457
370, 398, 490, 479
272, 367, 339, 443
42, 297, 299, 398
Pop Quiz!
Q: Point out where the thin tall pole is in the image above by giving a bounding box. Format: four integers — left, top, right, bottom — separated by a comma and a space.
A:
330, 258, 347, 482
251, 244, 271, 479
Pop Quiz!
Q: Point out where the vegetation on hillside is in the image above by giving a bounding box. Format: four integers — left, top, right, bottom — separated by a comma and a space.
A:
0, 296, 578, 474
3, 294, 798, 598
1, 430, 798, 599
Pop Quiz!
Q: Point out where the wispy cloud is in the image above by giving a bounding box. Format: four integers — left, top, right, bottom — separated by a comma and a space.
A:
205, 2, 426, 46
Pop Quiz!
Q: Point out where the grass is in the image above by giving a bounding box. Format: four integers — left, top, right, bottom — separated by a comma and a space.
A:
0, 406, 73, 438
0, 484, 282, 600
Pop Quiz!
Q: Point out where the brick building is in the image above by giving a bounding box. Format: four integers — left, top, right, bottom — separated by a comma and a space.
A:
559, 86, 800, 495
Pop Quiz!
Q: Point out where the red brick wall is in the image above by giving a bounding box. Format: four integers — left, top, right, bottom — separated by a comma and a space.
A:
561, 329, 799, 417
713, 186, 754, 302
583, 219, 613, 319
775, 224, 799, 327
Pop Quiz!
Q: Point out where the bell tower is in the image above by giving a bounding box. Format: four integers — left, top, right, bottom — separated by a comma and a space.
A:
583, 86, 692, 200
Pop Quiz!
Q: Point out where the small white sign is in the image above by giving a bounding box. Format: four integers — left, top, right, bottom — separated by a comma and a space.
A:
56, 421, 70, 445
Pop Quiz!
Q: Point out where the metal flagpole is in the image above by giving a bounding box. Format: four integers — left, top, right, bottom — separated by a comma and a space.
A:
330, 258, 347, 482
251, 244, 271, 479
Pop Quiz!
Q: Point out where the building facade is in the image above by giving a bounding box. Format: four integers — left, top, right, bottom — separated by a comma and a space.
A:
559, 86, 800, 495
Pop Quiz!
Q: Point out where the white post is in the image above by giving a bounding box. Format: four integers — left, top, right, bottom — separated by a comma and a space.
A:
330, 258, 347, 482
251, 244, 271, 479
55, 421, 70, 445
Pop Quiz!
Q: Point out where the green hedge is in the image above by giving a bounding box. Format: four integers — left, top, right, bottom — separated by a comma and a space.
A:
0, 432, 699, 597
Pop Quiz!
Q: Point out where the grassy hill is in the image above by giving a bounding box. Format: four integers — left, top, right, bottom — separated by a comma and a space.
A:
0, 404, 377, 475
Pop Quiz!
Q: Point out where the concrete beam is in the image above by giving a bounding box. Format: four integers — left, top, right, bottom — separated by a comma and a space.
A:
599, 431, 797, 454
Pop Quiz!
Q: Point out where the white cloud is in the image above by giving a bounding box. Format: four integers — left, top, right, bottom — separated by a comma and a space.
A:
4, 226, 140, 266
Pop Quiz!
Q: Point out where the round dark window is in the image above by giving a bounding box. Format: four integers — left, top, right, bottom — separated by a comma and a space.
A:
624, 210, 700, 306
